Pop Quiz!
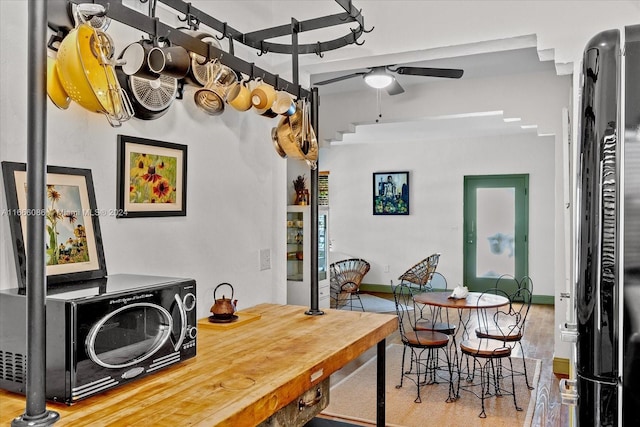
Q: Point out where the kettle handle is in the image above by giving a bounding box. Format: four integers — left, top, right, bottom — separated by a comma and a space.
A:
214, 282, 234, 300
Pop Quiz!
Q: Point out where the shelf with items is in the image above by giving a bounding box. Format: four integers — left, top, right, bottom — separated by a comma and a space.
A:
286, 205, 329, 307
319, 171, 330, 206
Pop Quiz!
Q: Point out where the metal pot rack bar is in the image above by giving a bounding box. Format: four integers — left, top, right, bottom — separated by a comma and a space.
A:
76, 0, 370, 99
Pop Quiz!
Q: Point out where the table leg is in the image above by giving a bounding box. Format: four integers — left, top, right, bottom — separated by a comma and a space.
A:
376, 339, 386, 427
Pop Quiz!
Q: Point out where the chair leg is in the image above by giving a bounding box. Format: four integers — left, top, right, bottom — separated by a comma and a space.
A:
396, 345, 408, 389
414, 348, 422, 403
354, 292, 365, 311
518, 341, 534, 390
507, 357, 523, 412
478, 359, 488, 418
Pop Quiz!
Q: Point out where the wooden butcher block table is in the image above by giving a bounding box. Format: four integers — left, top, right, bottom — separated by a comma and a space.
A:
0, 303, 397, 426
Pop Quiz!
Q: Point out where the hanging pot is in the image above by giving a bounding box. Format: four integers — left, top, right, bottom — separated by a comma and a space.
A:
56, 23, 132, 126
116, 67, 176, 120
274, 102, 318, 168
47, 0, 75, 35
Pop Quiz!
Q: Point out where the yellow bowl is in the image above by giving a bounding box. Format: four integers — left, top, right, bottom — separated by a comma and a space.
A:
47, 57, 70, 109
56, 24, 118, 114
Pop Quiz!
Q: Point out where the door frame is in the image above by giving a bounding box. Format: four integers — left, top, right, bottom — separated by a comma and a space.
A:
463, 174, 529, 292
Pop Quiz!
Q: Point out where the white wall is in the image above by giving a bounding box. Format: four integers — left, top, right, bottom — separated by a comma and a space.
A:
0, 0, 292, 320
320, 133, 555, 294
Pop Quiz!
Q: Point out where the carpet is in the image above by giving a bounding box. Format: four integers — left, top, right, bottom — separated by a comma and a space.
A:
337, 294, 406, 313
322, 344, 541, 427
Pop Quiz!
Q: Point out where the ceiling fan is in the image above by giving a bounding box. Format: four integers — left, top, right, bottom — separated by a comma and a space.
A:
313, 65, 464, 95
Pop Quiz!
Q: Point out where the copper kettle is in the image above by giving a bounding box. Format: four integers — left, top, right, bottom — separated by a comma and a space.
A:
210, 283, 237, 319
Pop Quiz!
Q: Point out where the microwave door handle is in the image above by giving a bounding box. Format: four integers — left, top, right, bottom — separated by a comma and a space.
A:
173, 294, 187, 351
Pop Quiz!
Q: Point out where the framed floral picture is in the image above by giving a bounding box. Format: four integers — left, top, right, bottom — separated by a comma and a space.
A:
373, 171, 410, 215
116, 135, 187, 218
1, 161, 107, 288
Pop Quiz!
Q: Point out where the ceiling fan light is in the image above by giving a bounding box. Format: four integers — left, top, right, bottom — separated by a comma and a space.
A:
364, 73, 394, 89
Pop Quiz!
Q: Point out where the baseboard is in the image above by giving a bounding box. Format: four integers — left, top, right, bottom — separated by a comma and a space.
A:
553, 357, 570, 379
360, 283, 391, 293
361, 283, 555, 305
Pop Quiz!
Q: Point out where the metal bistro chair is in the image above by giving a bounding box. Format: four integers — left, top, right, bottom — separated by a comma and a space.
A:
414, 271, 456, 335
460, 287, 529, 418
392, 280, 455, 403
329, 258, 370, 311
475, 275, 535, 390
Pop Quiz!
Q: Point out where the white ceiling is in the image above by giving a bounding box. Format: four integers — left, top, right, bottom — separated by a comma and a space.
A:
334, 111, 549, 145
308, 44, 563, 145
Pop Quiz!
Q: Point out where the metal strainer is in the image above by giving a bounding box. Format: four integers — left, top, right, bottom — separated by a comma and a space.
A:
129, 74, 177, 119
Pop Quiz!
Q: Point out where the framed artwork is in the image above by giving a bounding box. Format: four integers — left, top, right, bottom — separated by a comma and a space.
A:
373, 171, 410, 215
1, 161, 107, 288
117, 135, 187, 218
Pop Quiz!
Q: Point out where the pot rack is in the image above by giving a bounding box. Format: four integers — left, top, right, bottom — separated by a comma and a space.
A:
77, 0, 371, 99
19, 1, 370, 425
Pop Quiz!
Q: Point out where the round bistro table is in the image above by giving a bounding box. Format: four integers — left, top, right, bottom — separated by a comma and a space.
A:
413, 291, 510, 340
412, 291, 511, 398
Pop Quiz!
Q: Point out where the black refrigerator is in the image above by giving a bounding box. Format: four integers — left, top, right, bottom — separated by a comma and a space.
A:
574, 24, 640, 426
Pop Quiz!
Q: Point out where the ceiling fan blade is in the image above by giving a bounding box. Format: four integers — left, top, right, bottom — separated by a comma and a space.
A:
394, 66, 464, 79
386, 78, 405, 95
314, 72, 366, 86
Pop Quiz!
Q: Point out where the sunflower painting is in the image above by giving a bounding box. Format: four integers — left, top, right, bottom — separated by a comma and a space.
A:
45, 184, 90, 266
117, 135, 187, 217
129, 152, 178, 204
2, 161, 107, 288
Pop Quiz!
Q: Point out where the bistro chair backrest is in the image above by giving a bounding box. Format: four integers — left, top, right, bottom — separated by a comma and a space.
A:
476, 287, 532, 344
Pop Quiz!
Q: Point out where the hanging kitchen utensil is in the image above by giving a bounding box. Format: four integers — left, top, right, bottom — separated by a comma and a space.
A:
301, 100, 318, 169
47, 0, 75, 35
47, 56, 71, 110
75, 3, 111, 31
193, 60, 236, 115
273, 100, 318, 168
116, 67, 177, 120
178, 29, 224, 87
56, 22, 133, 126
271, 125, 287, 158
120, 39, 159, 80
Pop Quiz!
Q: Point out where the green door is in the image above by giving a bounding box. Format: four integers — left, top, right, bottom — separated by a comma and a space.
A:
463, 175, 529, 292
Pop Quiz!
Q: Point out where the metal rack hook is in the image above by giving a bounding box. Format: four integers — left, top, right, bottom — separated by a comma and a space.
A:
350, 27, 365, 46
177, 2, 199, 29
314, 41, 324, 58
361, 20, 374, 33
150, 17, 169, 46
215, 22, 228, 40
257, 41, 269, 56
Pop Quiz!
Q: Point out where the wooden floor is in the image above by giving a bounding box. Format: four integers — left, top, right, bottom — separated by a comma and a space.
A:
326, 293, 571, 426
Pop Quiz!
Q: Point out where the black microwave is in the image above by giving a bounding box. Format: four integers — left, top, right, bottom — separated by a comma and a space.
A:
0, 274, 197, 404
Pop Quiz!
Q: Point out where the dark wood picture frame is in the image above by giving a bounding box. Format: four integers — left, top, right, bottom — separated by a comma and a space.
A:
117, 134, 187, 218
373, 171, 410, 215
1, 161, 107, 288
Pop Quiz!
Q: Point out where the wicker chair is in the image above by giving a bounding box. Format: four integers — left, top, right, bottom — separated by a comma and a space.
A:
330, 258, 370, 310
398, 253, 441, 291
